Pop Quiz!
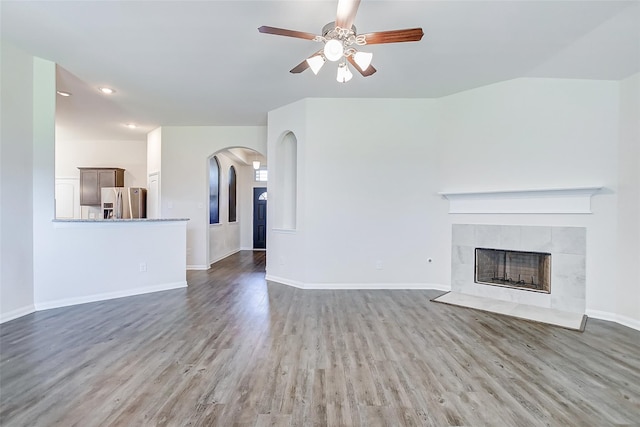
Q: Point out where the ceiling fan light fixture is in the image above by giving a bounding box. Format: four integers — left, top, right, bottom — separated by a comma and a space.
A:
336, 62, 353, 83
353, 51, 373, 70
323, 39, 344, 62
306, 55, 326, 75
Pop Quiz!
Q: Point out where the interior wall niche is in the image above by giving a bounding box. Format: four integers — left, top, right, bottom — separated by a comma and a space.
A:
475, 248, 551, 293
275, 131, 297, 230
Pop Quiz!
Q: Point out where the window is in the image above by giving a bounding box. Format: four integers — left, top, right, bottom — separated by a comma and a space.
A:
254, 168, 268, 182
209, 156, 220, 224
258, 191, 267, 201
228, 165, 237, 222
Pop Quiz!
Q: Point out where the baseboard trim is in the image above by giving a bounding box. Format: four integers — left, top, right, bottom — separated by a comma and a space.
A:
0, 304, 36, 324
34, 281, 188, 312
265, 274, 305, 289
302, 282, 450, 290
265, 275, 450, 291
187, 265, 210, 271
586, 309, 640, 331
208, 249, 241, 266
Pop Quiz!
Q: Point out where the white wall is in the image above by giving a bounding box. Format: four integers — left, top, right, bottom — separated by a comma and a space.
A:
147, 127, 162, 175
55, 138, 147, 186
617, 72, 640, 325
267, 98, 446, 288
0, 41, 36, 322
303, 98, 443, 286
266, 78, 638, 329
159, 126, 266, 269
147, 127, 162, 219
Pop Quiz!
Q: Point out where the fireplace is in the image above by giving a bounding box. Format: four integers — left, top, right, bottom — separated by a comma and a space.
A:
475, 248, 551, 293
451, 224, 585, 313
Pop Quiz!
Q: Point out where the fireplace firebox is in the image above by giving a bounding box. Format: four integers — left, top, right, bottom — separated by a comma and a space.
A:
475, 248, 551, 293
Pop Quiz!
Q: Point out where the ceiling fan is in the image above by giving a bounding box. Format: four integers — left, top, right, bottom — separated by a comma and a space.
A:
258, 0, 424, 83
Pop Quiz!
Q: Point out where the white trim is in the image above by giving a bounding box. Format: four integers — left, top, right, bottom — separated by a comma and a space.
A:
302, 282, 450, 290
209, 249, 241, 266
272, 228, 297, 234
187, 264, 210, 271
265, 274, 305, 288
265, 275, 450, 291
0, 305, 36, 324
586, 309, 640, 332
439, 186, 602, 214
34, 281, 187, 311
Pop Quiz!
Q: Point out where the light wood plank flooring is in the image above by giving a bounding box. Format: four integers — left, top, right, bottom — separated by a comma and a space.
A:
1, 251, 639, 426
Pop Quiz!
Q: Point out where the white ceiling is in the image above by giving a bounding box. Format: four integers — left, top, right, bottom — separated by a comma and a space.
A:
2, 0, 638, 141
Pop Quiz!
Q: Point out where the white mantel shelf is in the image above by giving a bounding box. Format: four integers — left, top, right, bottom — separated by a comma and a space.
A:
439, 187, 603, 214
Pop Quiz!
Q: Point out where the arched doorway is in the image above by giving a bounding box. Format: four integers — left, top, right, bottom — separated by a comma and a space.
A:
206, 147, 267, 265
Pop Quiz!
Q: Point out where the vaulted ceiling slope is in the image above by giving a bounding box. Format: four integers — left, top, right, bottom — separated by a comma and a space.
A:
2, 1, 638, 141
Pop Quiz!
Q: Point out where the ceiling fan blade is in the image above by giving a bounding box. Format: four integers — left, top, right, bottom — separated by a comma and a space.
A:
360, 28, 424, 45
290, 50, 324, 74
336, 0, 361, 29
290, 59, 310, 74
258, 26, 317, 41
347, 55, 376, 77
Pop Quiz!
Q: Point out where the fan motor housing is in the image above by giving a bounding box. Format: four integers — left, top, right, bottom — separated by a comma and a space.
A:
322, 21, 357, 37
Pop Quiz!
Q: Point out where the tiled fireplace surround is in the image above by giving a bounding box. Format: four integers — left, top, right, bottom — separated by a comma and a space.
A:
451, 224, 586, 314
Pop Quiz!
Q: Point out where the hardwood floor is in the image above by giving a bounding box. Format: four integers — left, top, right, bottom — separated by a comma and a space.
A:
1, 251, 639, 426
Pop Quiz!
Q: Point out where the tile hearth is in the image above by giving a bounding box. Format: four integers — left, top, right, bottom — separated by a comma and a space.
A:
432, 291, 587, 331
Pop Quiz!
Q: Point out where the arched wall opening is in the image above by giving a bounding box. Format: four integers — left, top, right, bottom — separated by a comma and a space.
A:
206, 147, 267, 265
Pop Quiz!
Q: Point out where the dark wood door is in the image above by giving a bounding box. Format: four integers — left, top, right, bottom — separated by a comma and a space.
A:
253, 187, 267, 249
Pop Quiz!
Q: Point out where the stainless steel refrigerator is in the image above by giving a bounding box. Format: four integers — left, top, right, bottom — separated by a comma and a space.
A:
101, 187, 147, 219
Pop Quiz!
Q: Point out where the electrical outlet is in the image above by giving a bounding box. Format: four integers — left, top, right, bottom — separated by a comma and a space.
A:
139, 262, 147, 272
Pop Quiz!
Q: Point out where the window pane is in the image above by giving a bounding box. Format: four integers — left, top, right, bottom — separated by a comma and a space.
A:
255, 169, 268, 182
209, 156, 220, 224
228, 166, 237, 222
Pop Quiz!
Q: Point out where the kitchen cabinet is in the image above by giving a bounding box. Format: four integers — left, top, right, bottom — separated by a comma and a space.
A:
78, 167, 125, 205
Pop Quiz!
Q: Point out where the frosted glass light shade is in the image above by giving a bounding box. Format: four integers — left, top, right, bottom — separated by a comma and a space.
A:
306, 55, 325, 75
353, 51, 373, 70
253, 161, 261, 170
324, 39, 344, 62
336, 63, 353, 83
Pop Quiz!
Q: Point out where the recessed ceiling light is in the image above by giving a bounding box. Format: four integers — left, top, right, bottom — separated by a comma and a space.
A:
56, 90, 71, 97
125, 123, 137, 129
99, 87, 115, 94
